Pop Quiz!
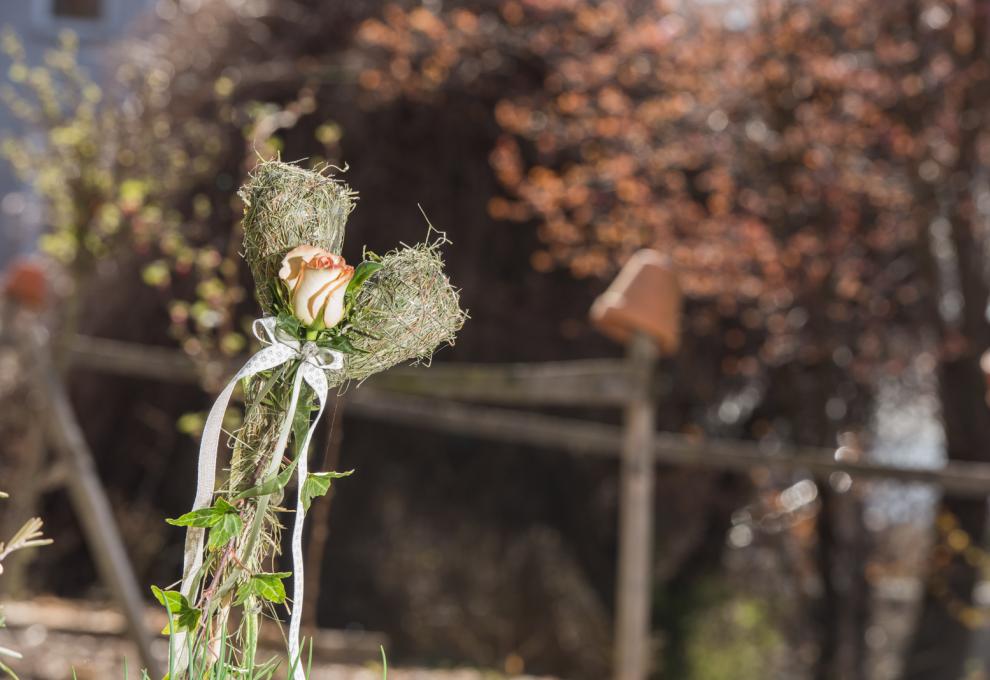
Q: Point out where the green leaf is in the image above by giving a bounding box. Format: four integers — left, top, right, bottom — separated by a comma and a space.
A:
232, 458, 298, 502
166, 497, 238, 528
151, 585, 184, 613
176, 604, 201, 632
301, 470, 354, 511
165, 507, 219, 528
236, 571, 292, 605
345, 260, 384, 302
208, 511, 242, 550
276, 310, 303, 339
254, 572, 291, 603
292, 395, 314, 457
326, 334, 366, 355
151, 586, 202, 634
160, 608, 200, 635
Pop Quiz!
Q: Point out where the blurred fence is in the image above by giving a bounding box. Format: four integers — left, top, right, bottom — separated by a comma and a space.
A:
68, 333, 990, 495
52, 329, 990, 679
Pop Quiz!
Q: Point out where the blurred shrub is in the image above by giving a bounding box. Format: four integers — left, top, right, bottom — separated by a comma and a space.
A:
0, 26, 246, 355
685, 594, 785, 680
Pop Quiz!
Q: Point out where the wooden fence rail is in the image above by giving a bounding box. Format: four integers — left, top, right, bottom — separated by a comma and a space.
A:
68, 334, 990, 497
69, 334, 633, 406
342, 389, 990, 497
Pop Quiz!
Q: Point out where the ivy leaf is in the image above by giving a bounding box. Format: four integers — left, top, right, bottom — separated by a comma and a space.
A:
151, 586, 201, 633
214, 497, 237, 513
208, 511, 242, 550
345, 260, 383, 302
253, 572, 291, 603
292, 394, 314, 457
176, 604, 202, 632
253, 572, 291, 604
165, 507, 220, 528
232, 458, 298, 502
236, 571, 292, 605
151, 585, 184, 613
166, 497, 238, 528
326, 334, 366, 355
276, 310, 303, 339
302, 470, 354, 511
159, 609, 202, 635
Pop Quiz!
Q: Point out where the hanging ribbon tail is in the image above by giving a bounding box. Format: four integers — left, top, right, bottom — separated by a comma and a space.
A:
179, 342, 298, 599
287, 363, 331, 680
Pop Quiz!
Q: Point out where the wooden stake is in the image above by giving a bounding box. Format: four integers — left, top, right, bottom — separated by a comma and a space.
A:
614, 333, 658, 680
26, 323, 162, 677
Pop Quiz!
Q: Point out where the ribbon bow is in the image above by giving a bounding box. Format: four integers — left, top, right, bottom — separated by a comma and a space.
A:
259, 318, 344, 371
178, 317, 343, 677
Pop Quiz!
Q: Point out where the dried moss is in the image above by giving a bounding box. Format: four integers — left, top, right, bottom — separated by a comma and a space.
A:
342, 234, 467, 383
240, 160, 357, 312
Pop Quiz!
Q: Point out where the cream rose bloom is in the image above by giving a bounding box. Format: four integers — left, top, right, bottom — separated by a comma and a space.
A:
278, 245, 355, 328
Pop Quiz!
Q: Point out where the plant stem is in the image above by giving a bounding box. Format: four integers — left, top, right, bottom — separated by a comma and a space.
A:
242, 596, 260, 675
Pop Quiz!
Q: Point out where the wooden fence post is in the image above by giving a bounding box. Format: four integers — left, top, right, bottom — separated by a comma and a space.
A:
590, 249, 681, 680
614, 333, 659, 680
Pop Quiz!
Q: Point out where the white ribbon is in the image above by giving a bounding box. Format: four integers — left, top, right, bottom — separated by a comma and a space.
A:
178, 317, 341, 679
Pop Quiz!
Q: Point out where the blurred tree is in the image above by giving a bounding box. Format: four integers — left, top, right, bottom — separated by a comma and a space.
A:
0, 28, 221, 324
7, 0, 990, 676
355, 0, 990, 677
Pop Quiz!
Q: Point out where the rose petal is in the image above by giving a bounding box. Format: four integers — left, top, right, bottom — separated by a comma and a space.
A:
279, 244, 332, 286
319, 266, 355, 327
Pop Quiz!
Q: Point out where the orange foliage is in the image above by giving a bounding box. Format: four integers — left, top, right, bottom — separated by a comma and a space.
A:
352, 0, 987, 383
